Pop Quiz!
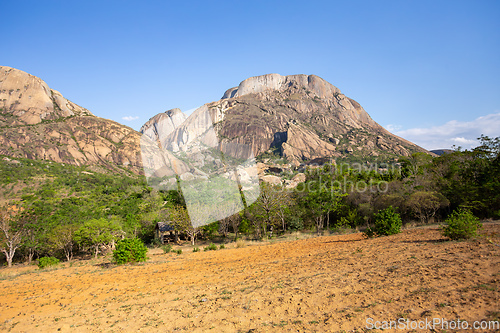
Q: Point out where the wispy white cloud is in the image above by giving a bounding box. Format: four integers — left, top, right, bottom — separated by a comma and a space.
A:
394, 112, 500, 151
385, 124, 402, 132
122, 116, 139, 121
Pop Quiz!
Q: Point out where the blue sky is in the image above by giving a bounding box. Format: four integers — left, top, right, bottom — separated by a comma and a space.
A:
2, 0, 499, 150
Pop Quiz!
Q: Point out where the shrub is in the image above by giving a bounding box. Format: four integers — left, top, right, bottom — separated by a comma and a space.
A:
204, 243, 217, 251
38, 256, 59, 269
113, 238, 148, 265
333, 217, 353, 232
288, 217, 304, 231
175, 249, 182, 255
363, 227, 376, 238
366, 206, 402, 237
442, 208, 482, 240
331, 222, 353, 235
236, 239, 246, 248
219, 244, 225, 249
161, 244, 172, 253
151, 237, 162, 247
192, 247, 200, 253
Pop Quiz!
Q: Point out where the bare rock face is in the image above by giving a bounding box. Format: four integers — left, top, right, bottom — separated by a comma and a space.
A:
216, 74, 429, 163
140, 108, 187, 144
285, 172, 306, 189
0, 66, 93, 125
143, 73, 431, 166
1, 66, 431, 177
0, 66, 143, 173
225, 73, 285, 98
223, 74, 342, 101
261, 174, 282, 186
281, 123, 338, 164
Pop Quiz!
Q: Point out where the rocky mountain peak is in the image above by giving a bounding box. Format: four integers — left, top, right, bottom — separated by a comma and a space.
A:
140, 108, 187, 143
0, 67, 432, 176
143, 73, 431, 167
0, 66, 93, 126
0, 66, 142, 173
222, 74, 341, 100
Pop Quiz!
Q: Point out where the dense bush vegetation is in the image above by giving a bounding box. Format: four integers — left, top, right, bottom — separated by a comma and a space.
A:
113, 238, 148, 265
365, 206, 402, 237
38, 256, 59, 269
441, 209, 482, 240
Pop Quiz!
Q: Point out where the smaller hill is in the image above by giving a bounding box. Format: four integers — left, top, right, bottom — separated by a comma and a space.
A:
430, 149, 454, 156
0, 66, 143, 174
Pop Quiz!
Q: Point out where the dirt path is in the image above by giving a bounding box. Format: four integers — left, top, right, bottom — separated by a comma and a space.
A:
1, 224, 499, 332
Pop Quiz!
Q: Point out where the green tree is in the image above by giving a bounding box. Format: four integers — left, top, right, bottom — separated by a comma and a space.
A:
304, 183, 345, 235
137, 190, 165, 244
400, 153, 434, 179
47, 224, 77, 261
431, 136, 500, 217
406, 191, 449, 223
217, 201, 242, 239
74, 218, 123, 258
20, 212, 44, 264
169, 205, 199, 245
251, 183, 289, 238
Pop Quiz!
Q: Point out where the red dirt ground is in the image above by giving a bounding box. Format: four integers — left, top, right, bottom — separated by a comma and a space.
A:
1, 223, 499, 332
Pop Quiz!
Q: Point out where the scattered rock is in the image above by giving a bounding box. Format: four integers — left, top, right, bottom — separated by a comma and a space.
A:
261, 175, 282, 186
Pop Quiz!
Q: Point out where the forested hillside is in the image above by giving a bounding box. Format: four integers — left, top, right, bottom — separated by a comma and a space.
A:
1, 136, 498, 266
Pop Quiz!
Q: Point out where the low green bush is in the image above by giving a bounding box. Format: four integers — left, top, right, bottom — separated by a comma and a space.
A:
175, 249, 182, 255
365, 206, 402, 237
38, 256, 60, 269
192, 247, 200, 253
219, 244, 225, 249
161, 244, 172, 253
113, 238, 148, 265
442, 208, 482, 240
204, 243, 217, 251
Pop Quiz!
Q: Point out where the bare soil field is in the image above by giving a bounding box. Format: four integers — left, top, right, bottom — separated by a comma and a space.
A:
1, 223, 499, 332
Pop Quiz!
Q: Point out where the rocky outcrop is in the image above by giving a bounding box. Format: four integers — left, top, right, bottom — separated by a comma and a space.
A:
0, 66, 93, 125
285, 173, 306, 189
143, 73, 431, 166
0, 67, 432, 176
140, 108, 187, 145
217, 74, 427, 162
281, 123, 338, 163
0, 66, 143, 173
261, 175, 282, 186
223, 73, 286, 98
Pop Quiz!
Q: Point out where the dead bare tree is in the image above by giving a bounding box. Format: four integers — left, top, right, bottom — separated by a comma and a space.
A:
0, 207, 26, 267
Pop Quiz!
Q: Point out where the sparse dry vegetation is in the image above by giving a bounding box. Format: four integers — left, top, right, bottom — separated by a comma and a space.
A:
0, 223, 498, 332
